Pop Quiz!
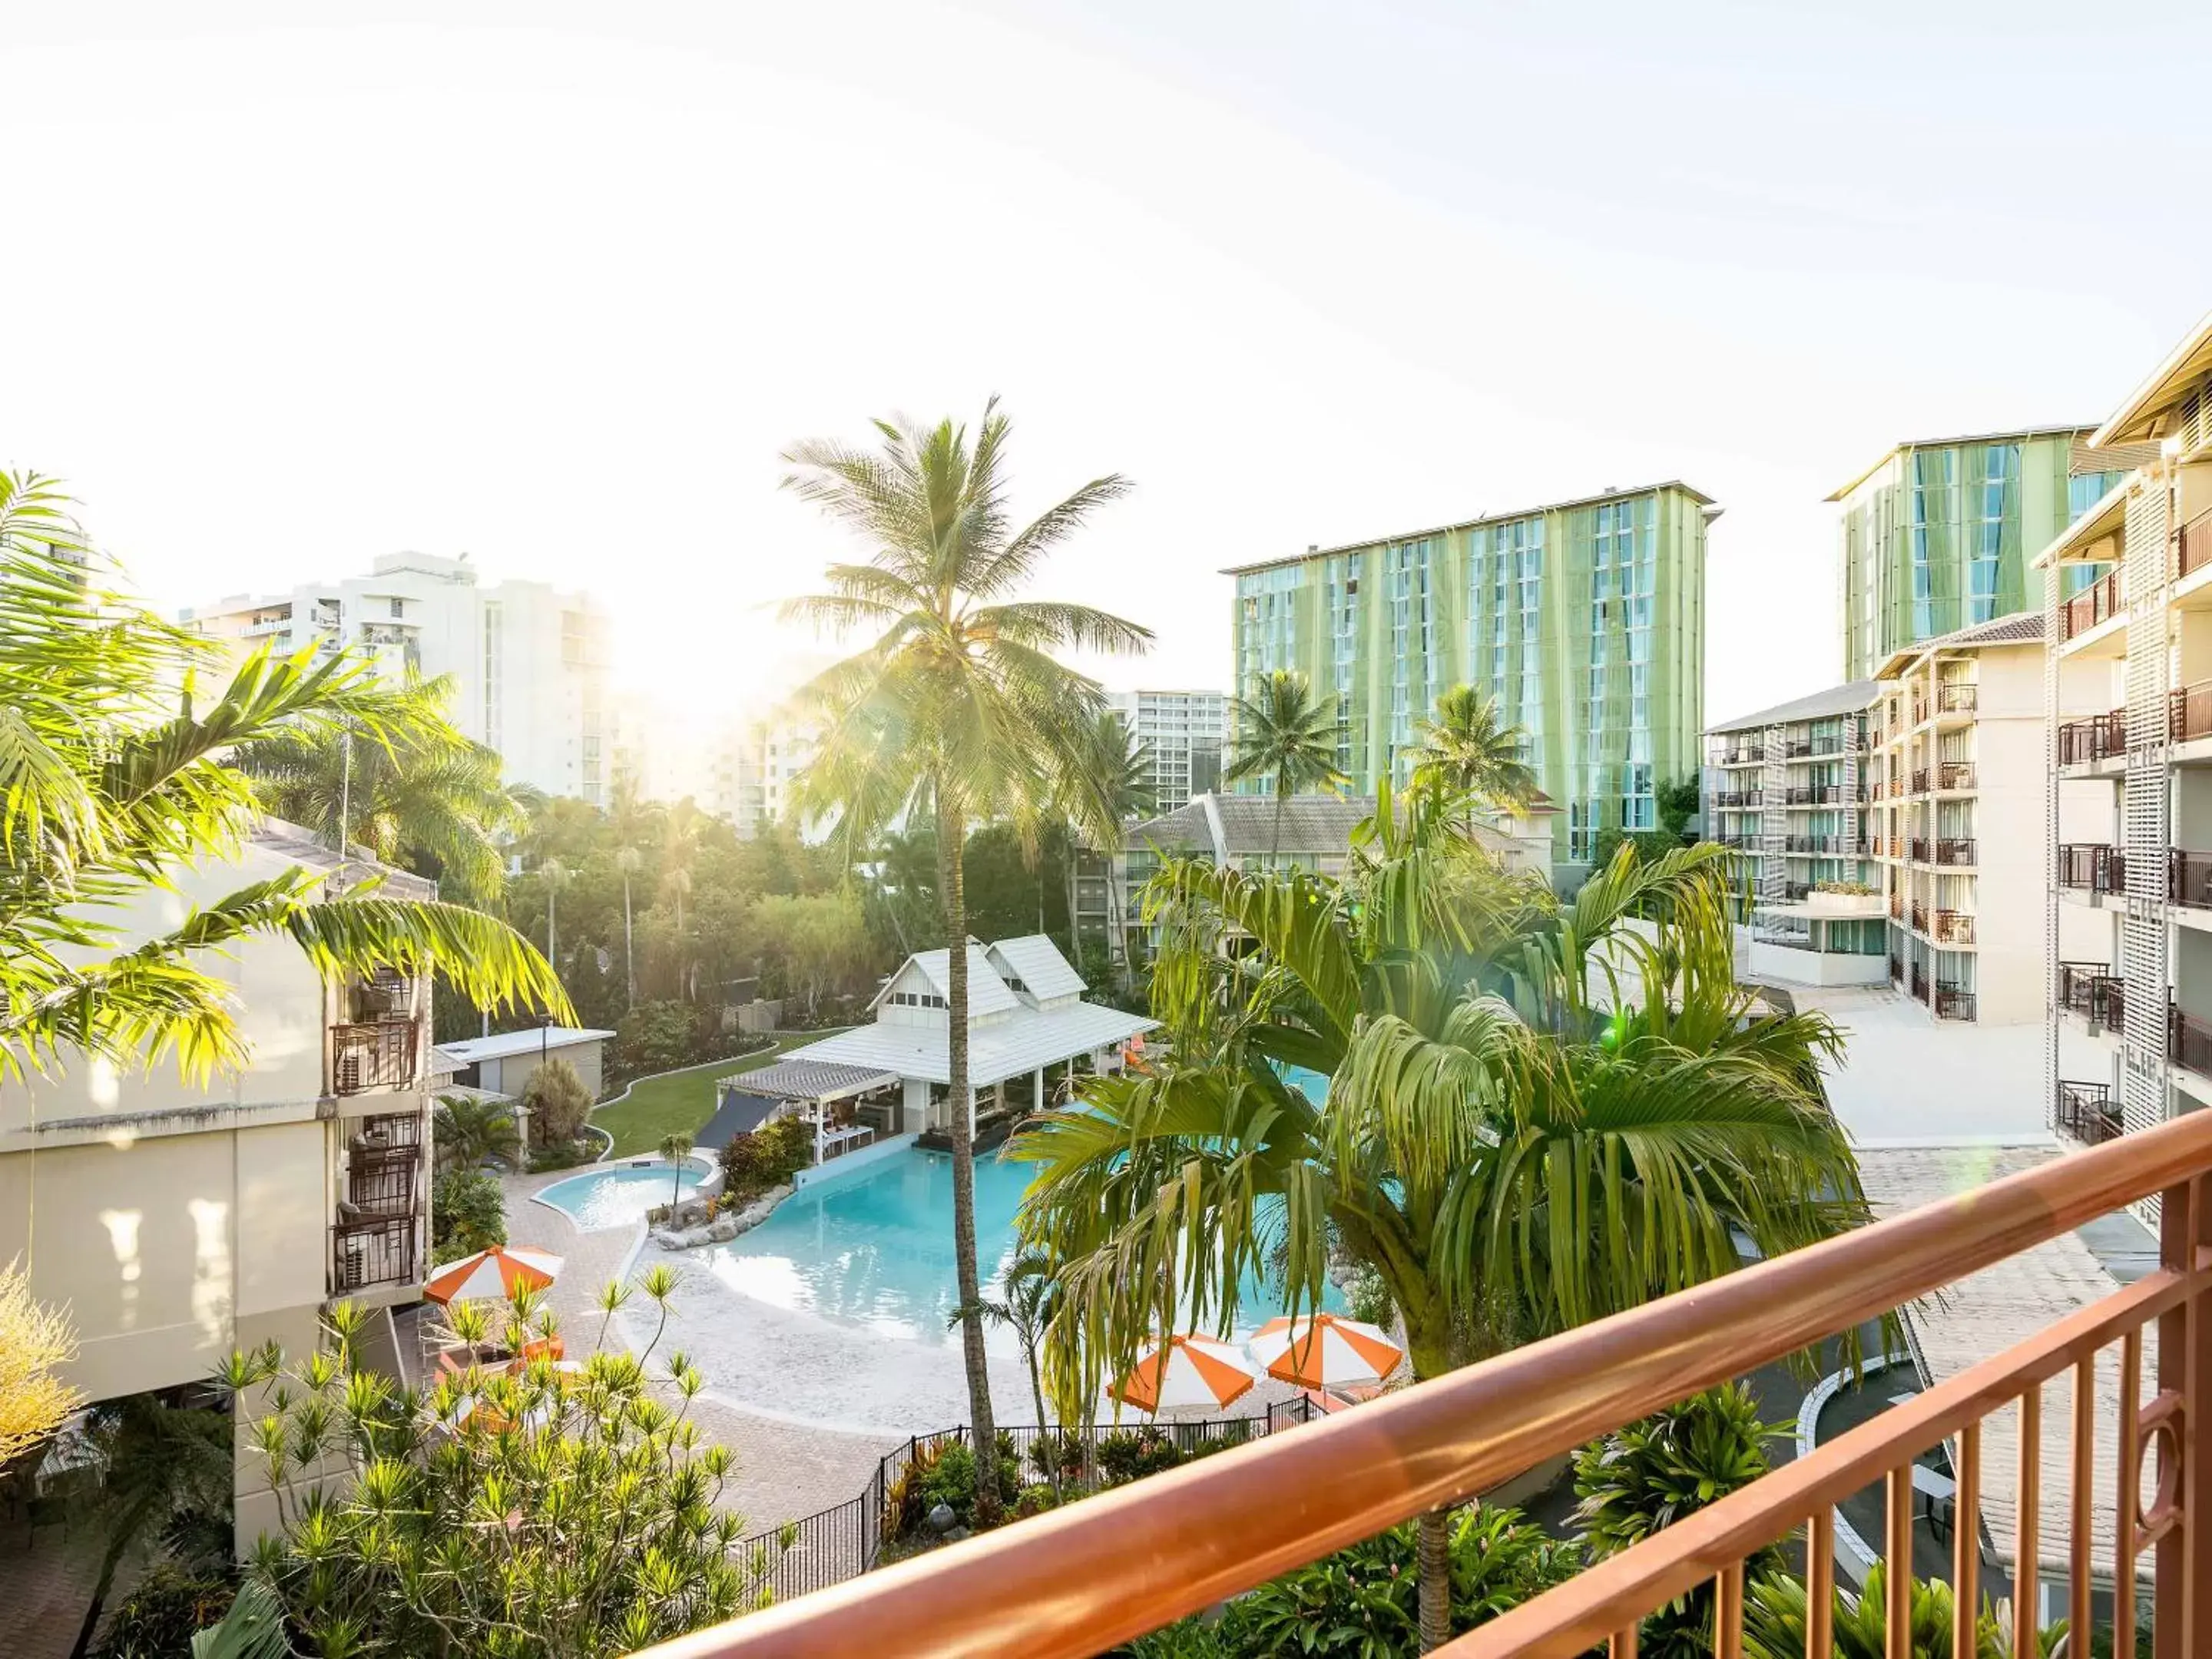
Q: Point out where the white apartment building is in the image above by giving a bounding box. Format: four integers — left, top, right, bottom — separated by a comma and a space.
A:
2041, 310, 2212, 1157
182, 552, 614, 806
0, 823, 439, 1545
1105, 689, 1227, 811
1705, 683, 1886, 987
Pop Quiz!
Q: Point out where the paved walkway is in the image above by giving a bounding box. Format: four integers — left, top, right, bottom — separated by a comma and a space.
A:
498, 1167, 901, 1531
1783, 982, 2053, 1147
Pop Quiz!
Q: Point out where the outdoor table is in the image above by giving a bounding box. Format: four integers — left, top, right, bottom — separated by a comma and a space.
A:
1912, 1463, 1958, 1541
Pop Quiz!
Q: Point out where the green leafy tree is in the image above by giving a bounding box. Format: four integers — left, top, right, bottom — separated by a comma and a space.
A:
1404, 683, 1539, 828
431, 1167, 508, 1263
780, 399, 1149, 1519
0, 473, 568, 1088
225, 1278, 783, 1657
433, 1092, 522, 1170
522, 1053, 594, 1148
750, 889, 875, 1017
1223, 669, 1349, 859
65, 1394, 234, 1659
1017, 795, 1872, 1652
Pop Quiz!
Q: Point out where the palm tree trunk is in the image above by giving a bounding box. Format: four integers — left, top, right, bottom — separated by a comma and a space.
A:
623, 876, 635, 1008
1416, 1507, 1452, 1652
1026, 1343, 1058, 1498
939, 799, 1001, 1522
1273, 775, 1287, 863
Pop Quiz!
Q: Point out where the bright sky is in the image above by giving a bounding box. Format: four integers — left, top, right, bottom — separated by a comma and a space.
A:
7, 2, 2212, 727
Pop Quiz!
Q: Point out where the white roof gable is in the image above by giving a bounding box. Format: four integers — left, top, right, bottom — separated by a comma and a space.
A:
872, 942, 1019, 1018
985, 935, 1086, 1002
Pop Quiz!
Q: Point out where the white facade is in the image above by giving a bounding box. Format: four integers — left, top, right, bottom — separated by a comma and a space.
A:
182, 552, 613, 805
1106, 689, 1227, 811
700, 717, 820, 838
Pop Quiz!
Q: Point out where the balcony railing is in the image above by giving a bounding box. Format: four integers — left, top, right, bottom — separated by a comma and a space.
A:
2054, 1079, 2121, 1145
2172, 849, 2212, 910
2178, 505, 2212, 581
1710, 790, 1743, 809
1909, 767, 1930, 793
1783, 882, 1813, 901
1887, 892, 1902, 920
2057, 959, 2101, 1014
1909, 963, 1928, 1002
1908, 836, 1929, 862
2061, 566, 2124, 641
1909, 899, 1927, 932
1886, 953, 1902, 980
1886, 777, 1903, 798
1783, 786, 1814, 806
1934, 682, 1978, 714
1932, 908, 1973, 943
664, 1108, 2212, 1659
2174, 679, 2212, 745
2058, 709, 2126, 765
1910, 700, 1927, 725
1783, 739, 1813, 759
1936, 760, 1975, 790
1886, 834, 1902, 858
2174, 1007, 2212, 1080
1935, 837, 1976, 866
2059, 843, 2124, 895
1932, 985, 1975, 1021
331, 1016, 421, 1095
330, 1214, 417, 1293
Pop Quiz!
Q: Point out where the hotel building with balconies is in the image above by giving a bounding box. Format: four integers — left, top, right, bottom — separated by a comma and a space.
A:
0, 822, 440, 1547
1704, 680, 1886, 985
2041, 308, 2212, 1153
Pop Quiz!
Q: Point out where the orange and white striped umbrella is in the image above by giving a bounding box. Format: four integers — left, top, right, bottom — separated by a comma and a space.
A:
1248, 1313, 1403, 1389
1110, 1333, 1262, 1414
422, 1245, 563, 1306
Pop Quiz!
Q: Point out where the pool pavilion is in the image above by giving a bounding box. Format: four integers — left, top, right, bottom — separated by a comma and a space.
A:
711, 935, 1155, 1178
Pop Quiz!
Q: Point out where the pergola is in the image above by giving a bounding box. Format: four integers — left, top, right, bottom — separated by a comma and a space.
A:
713, 1058, 902, 1167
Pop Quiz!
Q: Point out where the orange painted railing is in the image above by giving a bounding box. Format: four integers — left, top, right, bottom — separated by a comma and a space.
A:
637, 1109, 2212, 1659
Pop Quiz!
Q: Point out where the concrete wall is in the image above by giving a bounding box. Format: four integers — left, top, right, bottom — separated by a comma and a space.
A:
1749, 940, 1889, 987
1975, 647, 2052, 1024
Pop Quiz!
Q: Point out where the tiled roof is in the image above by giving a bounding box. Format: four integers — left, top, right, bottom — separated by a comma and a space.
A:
1706, 680, 1879, 736
985, 934, 1086, 1002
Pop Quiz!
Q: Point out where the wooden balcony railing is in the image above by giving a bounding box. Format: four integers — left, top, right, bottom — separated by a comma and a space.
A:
1887, 891, 1903, 920
331, 1016, 421, 1096
1935, 682, 1978, 714
2178, 505, 2212, 582
2061, 566, 2124, 641
1909, 766, 1930, 793
1935, 837, 1977, 866
2058, 709, 2126, 765
1932, 908, 1973, 944
2174, 680, 2212, 745
1909, 899, 1928, 932
645, 1109, 2212, 1659
1936, 760, 1975, 791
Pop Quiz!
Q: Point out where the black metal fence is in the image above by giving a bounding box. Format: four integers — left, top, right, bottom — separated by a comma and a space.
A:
739, 1396, 1320, 1605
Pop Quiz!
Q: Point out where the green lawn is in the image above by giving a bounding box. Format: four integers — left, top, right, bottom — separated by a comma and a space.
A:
591, 1031, 850, 1158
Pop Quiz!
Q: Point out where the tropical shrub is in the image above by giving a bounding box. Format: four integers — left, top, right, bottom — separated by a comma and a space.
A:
521, 1055, 594, 1147
433, 1093, 522, 1170
430, 1167, 507, 1263
0, 1257, 79, 1467
1095, 1427, 1184, 1485
719, 1114, 814, 1199
227, 1276, 783, 1656
613, 998, 706, 1080
85, 1565, 237, 1659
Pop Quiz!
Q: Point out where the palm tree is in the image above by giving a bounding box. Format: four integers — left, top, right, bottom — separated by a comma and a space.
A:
237, 678, 531, 904
0, 473, 570, 1087
434, 1094, 522, 1170
660, 1131, 694, 1208
1014, 792, 1873, 1651
66, 1392, 233, 1658
1403, 682, 1539, 833
782, 400, 1149, 1519
1223, 669, 1349, 861
1065, 713, 1155, 969
964, 1250, 1064, 1495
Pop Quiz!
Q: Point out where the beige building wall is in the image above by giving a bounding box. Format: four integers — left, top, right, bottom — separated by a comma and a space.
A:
484, 1039, 604, 1101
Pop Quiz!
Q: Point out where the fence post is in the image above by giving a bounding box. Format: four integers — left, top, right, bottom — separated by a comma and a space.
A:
2156, 1173, 2212, 1659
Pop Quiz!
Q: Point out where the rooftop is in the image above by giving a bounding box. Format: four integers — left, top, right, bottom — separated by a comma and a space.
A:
251, 816, 437, 902
2092, 305, 2212, 448
1219, 480, 1717, 577
1873, 609, 2043, 677
1131, 792, 1375, 859
1706, 678, 1878, 735
439, 1026, 617, 1063
1822, 425, 2099, 502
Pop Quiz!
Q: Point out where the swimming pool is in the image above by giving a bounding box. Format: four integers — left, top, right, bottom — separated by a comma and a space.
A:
535, 1161, 707, 1230
697, 1148, 1341, 1342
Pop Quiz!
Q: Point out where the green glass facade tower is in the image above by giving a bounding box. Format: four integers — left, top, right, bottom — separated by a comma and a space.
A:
1225, 482, 1714, 870
1833, 427, 2131, 681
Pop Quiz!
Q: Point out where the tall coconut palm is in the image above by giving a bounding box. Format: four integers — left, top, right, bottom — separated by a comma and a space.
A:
782, 400, 1149, 1518
1014, 793, 1873, 1651
0, 473, 569, 1087
1404, 682, 1539, 834
236, 678, 531, 904
1223, 669, 1349, 861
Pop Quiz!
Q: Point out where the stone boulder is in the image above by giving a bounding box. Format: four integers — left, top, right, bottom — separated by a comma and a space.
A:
708, 1214, 740, 1242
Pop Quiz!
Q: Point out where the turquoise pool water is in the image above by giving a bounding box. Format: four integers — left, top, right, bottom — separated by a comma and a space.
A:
535, 1162, 705, 1230
702, 1149, 1342, 1342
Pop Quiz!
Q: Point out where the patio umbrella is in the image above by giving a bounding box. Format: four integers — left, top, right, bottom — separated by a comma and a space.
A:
1247, 1313, 1403, 1389
1110, 1333, 1262, 1415
422, 1244, 563, 1306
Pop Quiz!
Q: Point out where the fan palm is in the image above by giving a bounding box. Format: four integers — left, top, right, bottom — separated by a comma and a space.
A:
0, 474, 569, 1086
781, 399, 1149, 1518
1223, 669, 1349, 859
234, 677, 529, 904
1014, 792, 1871, 1651
1404, 683, 1539, 830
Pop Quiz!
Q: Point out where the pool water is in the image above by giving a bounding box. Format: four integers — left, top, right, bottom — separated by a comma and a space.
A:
699, 1149, 1341, 1342
536, 1162, 705, 1230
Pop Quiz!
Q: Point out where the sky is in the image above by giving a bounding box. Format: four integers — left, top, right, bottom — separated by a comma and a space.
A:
6, 1, 2212, 730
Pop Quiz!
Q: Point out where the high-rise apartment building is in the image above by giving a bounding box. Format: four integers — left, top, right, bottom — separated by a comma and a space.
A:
182, 553, 614, 805
1105, 690, 1225, 811
1833, 428, 2134, 680
2041, 310, 2212, 1161
1224, 482, 1714, 875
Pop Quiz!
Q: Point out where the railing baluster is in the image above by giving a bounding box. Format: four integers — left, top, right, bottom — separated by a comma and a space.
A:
1714, 1561, 1743, 1659
1954, 1421, 1980, 1659
1887, 1464, 1913, 1657
2018, 1384, 2041, 1659
1606, 1626, 1637, 1658
2071, 1356, 2095, 1651
2117, 1328, 2141, 1659
1807, 1508, 1833, 1659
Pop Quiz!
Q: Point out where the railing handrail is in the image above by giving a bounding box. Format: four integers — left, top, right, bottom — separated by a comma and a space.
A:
642, 1108, 2212, 1659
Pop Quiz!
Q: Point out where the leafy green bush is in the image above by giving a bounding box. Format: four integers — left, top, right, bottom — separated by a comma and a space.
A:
1095, 1427, 1184, 1485
718, 1114, 814, 1199
87, 1565, 237, 1659
520, 1056, 593, 1147
430, 1168, 506, 1264
613, 1000, 704, 1081
528, 1139, 592, 1172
